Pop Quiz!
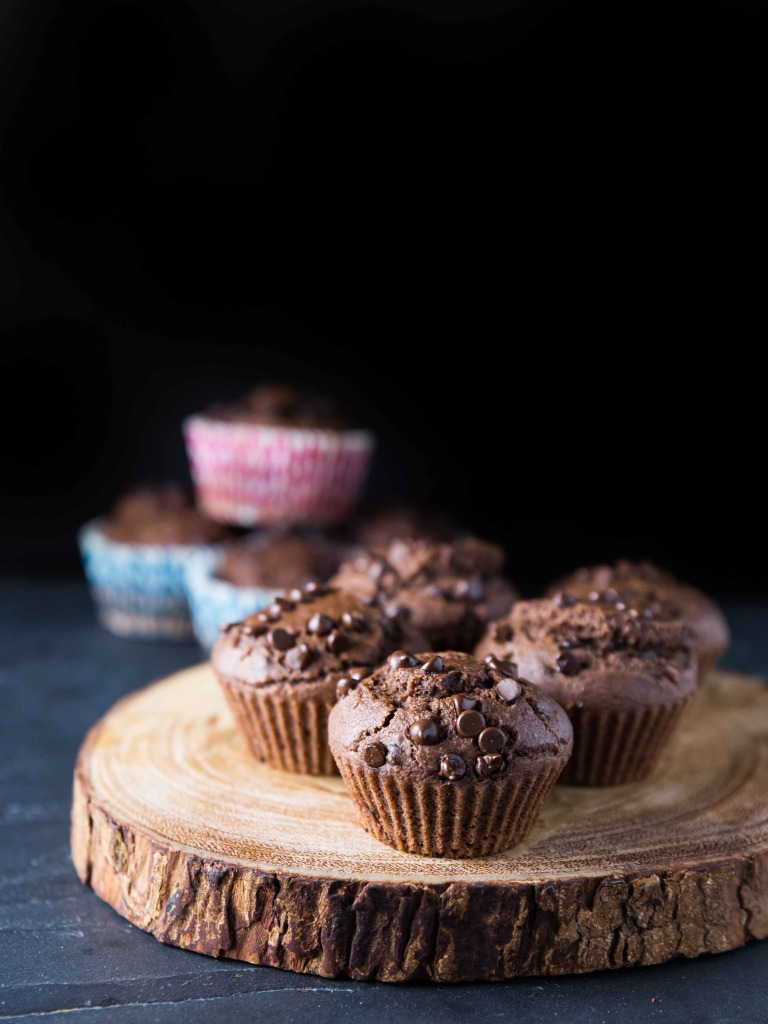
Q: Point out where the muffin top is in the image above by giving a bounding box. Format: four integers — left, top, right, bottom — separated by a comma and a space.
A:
101, 485, 227, 545
329, 650, 573, 783
216, 531, 344, 589
475, 597, 698, 712
330, 537, 518, 651
204, 384, 354, 430
352, 501, 458, 552
211, 586, 398, 697
547, 560, 729, 664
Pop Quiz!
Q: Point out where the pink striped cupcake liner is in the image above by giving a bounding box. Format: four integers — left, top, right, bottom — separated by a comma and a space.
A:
183, 416, 374, 527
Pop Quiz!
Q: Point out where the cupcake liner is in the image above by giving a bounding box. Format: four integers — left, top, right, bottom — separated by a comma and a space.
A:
78, 520, 220, 642
559, 697, 693, 786
334, 755, 565, 858
184, 550, 282, 651
218, 676, 338, 775
183, 415, 374, 527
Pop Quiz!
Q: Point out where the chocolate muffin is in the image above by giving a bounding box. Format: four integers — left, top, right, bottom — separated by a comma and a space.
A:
185, 530, 346, 651
330, 537, 518, 652
329, 650, 573, 857
102, 484, 227, 545
184, 384, 375, 527
476, 597, 698, 786
547, 560, 729, 680
211, 586, 398, 774
216, 531, 343, 589
78, 485, 228, 640
352, 500, 458, 552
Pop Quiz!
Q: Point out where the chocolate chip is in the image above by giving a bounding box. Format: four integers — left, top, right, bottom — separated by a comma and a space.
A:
452, 580, 469, 600
439, 753, 467, 781
478, 727, 506, 753
556, 651, 582, 676
465, 578, 486, 602
284, 643, 313, 670
302, 581, 328, 600
363, 742, 387, 768
409, 717, 440, 745
348, 665, 371, 682
255, 611, 270, 624
495, 677, 521, 702
307, 613, 334, 636
484, 654, 518, 678
553, 590, 576, 608
421, 655, 445, 673
269, 627, 295, 651
288, 588, 305, 603
239, 623, 268, 638
426, 584, 444, 598
389, 650, 418, 670
266, 602, 285, 621
602, 588, 619, 605
476, 754, 504, 778
491, 622, 513, 642
342, 611, 369, 632
327, 630, 352, 653
558, 639, 575, 649
639, 649, 658, 660
336, 677, 354, 699
456, 709, 485, 737
451, 694, 481, 715
367, 561, 385, 580
588, 590, 600, 602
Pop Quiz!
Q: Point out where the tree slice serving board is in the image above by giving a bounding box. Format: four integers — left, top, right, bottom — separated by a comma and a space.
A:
71, 666, 768, 982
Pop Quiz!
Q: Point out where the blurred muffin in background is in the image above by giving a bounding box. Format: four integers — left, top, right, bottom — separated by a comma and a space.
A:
79, 484, 229, 641
185, 529, 347, 651
331, 536, 518, 652
183, 384, 375, 528
547, 560, 729, 680
351, 500, 459, 552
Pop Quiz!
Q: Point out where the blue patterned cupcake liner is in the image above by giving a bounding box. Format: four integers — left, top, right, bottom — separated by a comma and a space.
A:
78, 520, 221, 642
184, 549, 282, 651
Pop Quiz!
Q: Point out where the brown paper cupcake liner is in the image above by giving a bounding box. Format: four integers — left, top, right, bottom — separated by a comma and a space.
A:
334, 755, 565, 858
559, 696, 692, 786
219, 677, 338, 775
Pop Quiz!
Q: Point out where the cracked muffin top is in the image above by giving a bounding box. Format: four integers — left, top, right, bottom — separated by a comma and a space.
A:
216, 531, 344, 589
330, 537, 518, 652
328, 650, 573, 783
546, 559, 729, 676
211, 585, 399, 701
475, 596, 698, 713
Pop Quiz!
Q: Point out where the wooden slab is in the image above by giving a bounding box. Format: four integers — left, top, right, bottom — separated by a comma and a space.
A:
71, 666, 768, 982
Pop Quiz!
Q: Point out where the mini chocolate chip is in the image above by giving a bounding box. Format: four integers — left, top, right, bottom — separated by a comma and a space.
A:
255, 611, 270, 624
465, 578, 486, 602
284, 643, 313, 670
303, 581, 328, 596
308, 613, 334, 636
478, 726, 506, 753
389, 650, 418, 670
491, 622, 513, 642
588, 590, 600, 602
627, 607, 639, 618
615, 601, 627, 611
553, 590, 576, 608
422, 655, 445, 673
410, 717, 440, 745
484, 654, 518, 677
439, 753, 467, 781
642, 606, 655, 620
639, 649, 658, 660
452, 579, 469, 599
362, 595, 377, 606
442, 671, 464, 692
451, 694, 481, 715
269, 627, 295, 651
327, 630, 352, 653
556, 651, 582, 675
266, 602, 285, 621
288, 588, 305, 603
348, 665, 371, 682
426, 584, 444, 598
239, 623, 267, 638
336, 677, 354, 699
457, 709, 485, 737
273, 596, 296, 611
495, 677, 521, 702
602, 588, 619, 605
367, 561, 385, 580
363, 742, 387, 768
476, 753, 504, 778
342, 611, 369, 632
558, 639, 575, 649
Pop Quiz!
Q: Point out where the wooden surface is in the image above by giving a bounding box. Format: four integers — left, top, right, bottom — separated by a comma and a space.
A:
71, 665, 768, 982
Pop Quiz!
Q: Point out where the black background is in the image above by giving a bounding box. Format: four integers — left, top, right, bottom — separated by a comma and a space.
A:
1, 0, 765, 595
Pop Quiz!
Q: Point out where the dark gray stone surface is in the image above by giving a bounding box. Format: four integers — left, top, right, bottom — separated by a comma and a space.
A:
1, 579, 766, 1023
